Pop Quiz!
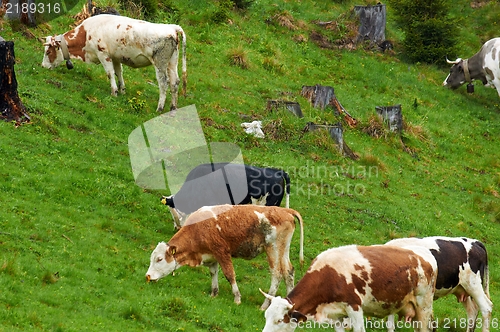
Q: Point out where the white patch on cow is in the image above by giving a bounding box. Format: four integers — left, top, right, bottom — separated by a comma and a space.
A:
251, 192, 269, 206
216, 224, 222, 232
310, 245, 372, 284
255, 211, 277, 243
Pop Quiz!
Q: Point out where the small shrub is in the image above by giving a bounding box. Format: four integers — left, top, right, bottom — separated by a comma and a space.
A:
388, 0, 458, 64
228, 46, 249, 69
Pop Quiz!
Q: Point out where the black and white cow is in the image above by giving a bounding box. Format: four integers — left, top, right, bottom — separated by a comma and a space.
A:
443, 38, 500, 98
161, 163, 291, 229
386, 236, 492, 332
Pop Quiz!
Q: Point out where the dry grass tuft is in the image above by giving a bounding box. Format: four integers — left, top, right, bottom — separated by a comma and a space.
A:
228, 46, 249, 69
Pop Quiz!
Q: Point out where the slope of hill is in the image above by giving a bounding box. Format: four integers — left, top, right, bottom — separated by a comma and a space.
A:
0, 0, 498, 330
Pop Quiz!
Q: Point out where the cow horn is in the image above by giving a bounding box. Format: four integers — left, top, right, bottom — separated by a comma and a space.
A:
446, 57, 461, 64
259, 288, 275, 300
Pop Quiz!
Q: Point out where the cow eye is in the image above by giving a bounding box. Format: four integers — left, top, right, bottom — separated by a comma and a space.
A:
156, 257, 163, 263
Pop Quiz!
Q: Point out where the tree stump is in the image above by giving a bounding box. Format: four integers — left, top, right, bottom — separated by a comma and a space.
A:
375, 104, 402, 133
0, 41, 30, 124
266, 99, 303, 118
354, 4, 386, 45
301, 84, 357, 127
303, 122, 358, 160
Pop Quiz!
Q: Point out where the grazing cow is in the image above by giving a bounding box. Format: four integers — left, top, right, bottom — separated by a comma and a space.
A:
41, 14, 187, 112
386, 236, 492, 332
261, 244, 437, 332
443, 38, 500, 98
146, 204, 304, 310
161, 163, 291, 229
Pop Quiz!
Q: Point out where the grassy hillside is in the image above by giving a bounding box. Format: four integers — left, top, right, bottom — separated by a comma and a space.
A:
1, 0, 499, 331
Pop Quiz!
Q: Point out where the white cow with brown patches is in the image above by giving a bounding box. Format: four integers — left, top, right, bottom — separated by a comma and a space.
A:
146, 204, 304, 310
41, 14, 187, 112
261, 244, 438, 332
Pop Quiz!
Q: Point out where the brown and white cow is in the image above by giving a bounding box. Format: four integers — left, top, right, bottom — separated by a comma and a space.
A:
41, 14, 187, 112
261, 244, 437, 332
386, 236, 492, 332
146, 204, 304, 310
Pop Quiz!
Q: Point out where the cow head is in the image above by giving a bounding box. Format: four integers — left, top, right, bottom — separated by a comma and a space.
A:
260, 289, 306, 332
161, 195, 188, 229
145, 242, 178, 282
41, 36, 64, 69
443, 58, 467, 89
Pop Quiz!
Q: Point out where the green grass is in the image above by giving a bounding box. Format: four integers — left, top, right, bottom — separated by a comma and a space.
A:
1, 0, 499, 331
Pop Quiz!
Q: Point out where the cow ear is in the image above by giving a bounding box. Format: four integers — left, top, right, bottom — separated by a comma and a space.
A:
168, 245, 177, 256
290, 310, 307, 323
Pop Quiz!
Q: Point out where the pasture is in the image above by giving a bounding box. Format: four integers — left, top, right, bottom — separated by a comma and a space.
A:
0, 0, 499, 331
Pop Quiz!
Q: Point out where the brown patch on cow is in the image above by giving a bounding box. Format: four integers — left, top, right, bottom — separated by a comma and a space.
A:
288, 266, 361, 316
47, 47, 58, 64
492, 47, 497, 61
117, 24, 121, 29
97, 44, 105, 52
358, 246, 425, 307
126, 25, 132, 30
66, 26, 87, 61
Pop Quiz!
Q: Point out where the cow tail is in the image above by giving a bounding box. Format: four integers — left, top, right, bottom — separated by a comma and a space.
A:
282, 171, 290, 208
290, 209, 304, 269
179, 27, 187, 96
482, 243, 491, 299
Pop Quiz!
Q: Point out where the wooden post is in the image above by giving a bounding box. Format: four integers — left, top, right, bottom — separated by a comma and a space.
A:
0, 41, 30, 124
354, 4, 386, 45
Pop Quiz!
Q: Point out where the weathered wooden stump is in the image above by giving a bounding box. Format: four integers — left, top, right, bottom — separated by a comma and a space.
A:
0, 41, 30, 124
301, 84, 357, 127
354, 4, 386, 45
303, 122, 358, 160
375, 104, 403, 133
266, 99, 303, 118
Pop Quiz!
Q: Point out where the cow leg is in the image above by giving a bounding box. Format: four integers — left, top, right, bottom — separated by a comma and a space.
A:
216, 254, 241, 304
98, 56, 119, 96
386, 315, 396, 332
207, 261, 219, 297
345, 308, 365, 332
154, 65, 168, 112
261, 244, 284, 310
167, 50, 180, 111
459, 268, 493, 332
113, 61, 125, 94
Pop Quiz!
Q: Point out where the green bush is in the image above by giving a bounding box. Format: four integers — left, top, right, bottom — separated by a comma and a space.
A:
388, 0, 457, 64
